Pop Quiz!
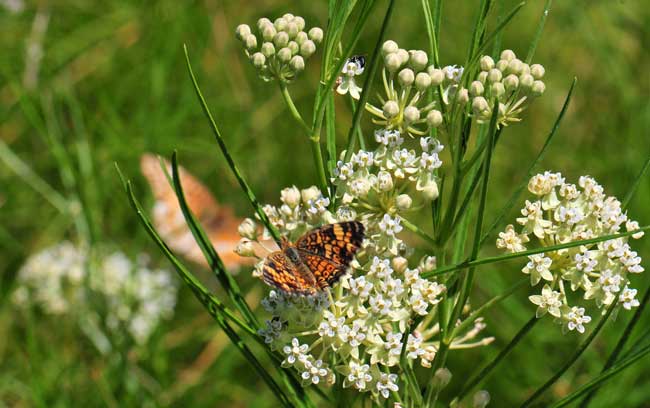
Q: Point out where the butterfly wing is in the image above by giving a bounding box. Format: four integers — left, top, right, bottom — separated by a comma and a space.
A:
262, 252, 317, 295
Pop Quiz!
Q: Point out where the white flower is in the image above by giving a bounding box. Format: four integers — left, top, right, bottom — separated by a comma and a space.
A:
301, 359, 330, 385
529, 284, 563, 318
344, 361, 372, 390
376, 372, 399, 399
619, 287, 640, 310
522, 254, 553, 285
565, 306, 591, 334
283, 338, 309, 366
378, 214, 403, 237
496, 224, 529, 252
336, 56, 365, 100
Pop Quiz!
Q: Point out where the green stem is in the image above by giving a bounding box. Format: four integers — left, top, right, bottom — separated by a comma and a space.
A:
401, 217, 438, 248
279, 82, 311, 134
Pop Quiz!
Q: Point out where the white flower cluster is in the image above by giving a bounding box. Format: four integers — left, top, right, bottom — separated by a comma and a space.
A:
498, 172, 644, 334
13, 242, 177, 345
365, 40, 445, 137
470, 49, 546, 127
236, 14, 323, 83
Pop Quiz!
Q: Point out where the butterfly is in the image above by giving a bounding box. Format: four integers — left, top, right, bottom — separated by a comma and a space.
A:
262, 221, 365, 295
140, 153, 253, 271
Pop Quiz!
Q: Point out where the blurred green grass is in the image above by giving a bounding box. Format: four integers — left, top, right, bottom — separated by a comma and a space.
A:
1, 0, 649, 406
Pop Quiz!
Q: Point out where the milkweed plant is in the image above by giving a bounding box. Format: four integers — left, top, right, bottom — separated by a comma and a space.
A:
120, 3, 650, 407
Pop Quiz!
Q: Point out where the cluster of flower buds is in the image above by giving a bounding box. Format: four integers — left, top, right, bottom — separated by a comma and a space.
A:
365, 40, 444, 137
236, 14, 323, 83
469, 49, 546, 126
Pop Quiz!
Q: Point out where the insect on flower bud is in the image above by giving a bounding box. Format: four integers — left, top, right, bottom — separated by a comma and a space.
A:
496, 59, 508, 72
531, 80, 546, 96
235, 239, 256, 257
293, 16, 305, 31
384, 52, 402, 73
433, 367, 452, 388
519, 73, 534, 88
382, 40, 399, 56
487, 68, 502, 83
396, 49, 409, 65
287, 41, 299, 55
238, 218, 258, 239
235, 24, 251, 41
251, 52, 266, 68
473, 390, 490, 408
308, 27, 323, 44
403, 106, 420, 124
294, 31, 308, 45
290, 55, 305, 72
472, 96, 489, 113
392, 256, 408, 273
261, 42, 275, 58
456, 88, 469, 104
470, 80, 484, 96
500, 49, 516, 61
428, 67, 445, 86
277, 47, 292, 63
261, 25, 276, 42
409, 50, 428, 71
396, 194, 412, 210
479, 55, 495, 71
273, 31, 289, 48
491, 82, 505, 98
383, 100, 400, 119
504, 74, 519, 91
530, 63, 545, 79
300, 40, 316, 58
426, 110, 443, 128
415, 72, 432, 91
244, 34, 258, 51
257, 17, 272, 32
398, 68, 415, 87
273, 17, 287, 32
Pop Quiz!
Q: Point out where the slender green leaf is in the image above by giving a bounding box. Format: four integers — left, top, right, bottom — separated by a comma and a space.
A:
525, 0, 553, 64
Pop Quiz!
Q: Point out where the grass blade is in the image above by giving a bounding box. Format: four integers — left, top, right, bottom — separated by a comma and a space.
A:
525, 0, 553, 64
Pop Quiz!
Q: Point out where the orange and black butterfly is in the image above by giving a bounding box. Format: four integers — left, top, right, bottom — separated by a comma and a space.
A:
262, 221, 365, 295
140, 154, 252, 271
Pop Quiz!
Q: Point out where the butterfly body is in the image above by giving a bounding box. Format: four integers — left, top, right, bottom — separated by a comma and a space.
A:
262, 221, 365, 295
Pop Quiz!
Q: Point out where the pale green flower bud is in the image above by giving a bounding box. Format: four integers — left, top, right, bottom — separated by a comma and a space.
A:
277, 47, 292, 62
415, 72, 432, 91
244, 34, 258, 51
491, 82, 505, 97
420, 255, 437, 271
295, 31, 308, 45
286, 22, 299, 38
426, 109, 443, 128
520, 63, 531, 75
498, 102, 507, 117
487, 68, 502, 83
273, 17, 287, 32
300, 40, 316, 58
377, 170, 394, 191
477, 71, 488, 83
392, 256, 408, 273
456, 88, 469, 104
519, 73, 534, 88
235, 24, 251, 41
433, 367, 452, 388
479, 55, 495, 71
428, 68, 445, 86
290, 55, 305, 72
261, 25, 276, 42
385, 53, 402, 73
282, 13, 295, 21
398, 68, 415, 87
409, 50, 428, 71
287, 41, 299, 55
235, 239, 255, 257
530, 63, 545, 79
531, 80, 545, 96
472, 96, 489, 113
423, 180, 439, 200
251, 52, 266, 68
507, 58, 524, 75
301, 186, 321, 204
261, 42, 275, 58
382, 40, 399, 56
473, 390, 490, 408
280, 186, 301, 207
293, 16, 305, 31
403, 106, 420, 124
496, 59, 508, 72
383, 101, 400, 119
308, 27, 323, 44
470, 80, 484, 96
500, 49, 516, 61
273, 31, 289, 48
396, 48, 409, 65
396, 194, 413, 210
238, 218, 258, 239
257, 17, 272, 32
504, 73, 519, 91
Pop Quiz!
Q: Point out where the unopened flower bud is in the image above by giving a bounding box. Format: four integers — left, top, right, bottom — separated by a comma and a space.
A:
383, 100, 400, 119
504, 74, 519, 91
426, 110, 443, 128
520, 63, 531, 75
235, 24, 251, 41
420, 255, 437, 271
244, 34, 258, 51
392, 256, 408, 273
261, 42, 275, 58
403, 106, 420, 124
530, 63, 545, 79
428, 68, 444, 86
287, 41, 299, 55
235, 239, 255, 257
281, 186, 301, 208
479, 55, 495, 71
300, 40, 316, 58
238, 218, 258, 239
487, 68, 502, 83
409, 50, 428, 71
261, 25, 276, 42
473, 390, 490, 408
277, 47, 292, 62
286, 22, 299, 38
423, 180, 439, 200
273, 31, 289, 48
500, 49, 516, 61
531, 80, 545, 96
470, 80, 484, 96
257, 17, 272, 32
382, 40, 399, 56
472, 96, 489, 113
385, 53, 402, 73
251, 52, 266, 68
396, 194, 412, 210
308, 27, 323, 44
519, 73, 534, 88
477, 71, 488, 83
377, 170, 394, 191
456, 88, 469, 104
282, 13, 295, 21
301, 186, 321, 204
415, 72, 432, 91
491, 82, 505, 97
496, 59, 508, 72
396, 49, 409, 65
398, 68, 415, 87
273, 17, 287, 32
295, 31, 308, 45
507, 58, 524, 75
293, 16, 305, 31
433, 367, 452, 388
290, 55, 305, 72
